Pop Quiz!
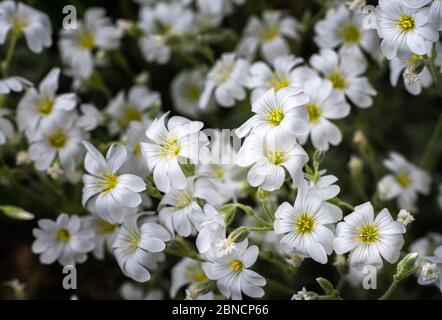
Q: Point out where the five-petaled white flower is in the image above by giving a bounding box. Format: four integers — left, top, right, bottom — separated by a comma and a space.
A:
82, 141, 146, 224
199, 53, 249, 108
159, 177, 223, 237
238, 10, 302, 63
196, 204, 226, 254
298, 77, 350, 150
334, 202, 406, 269
140, 112, 208, 193
376, 0, 439, 60
170, 258, 212, 299
314, 4, 378, 63
237, 133, 308, 191
59, 8, 122, 79
389, 55, 432, 95
106, 85, 159, 134
274, 181, 340, 264
0, 0, 52, 53
377, 152, 431, 211
28, 117, 85, 171
17, 68, 77, 139
235, 87, 309, 142
403, 0, 442, 31
113, 213, 171, 282
83, 213, 119, 260
310, 49, 377, 108
202, 239, 266, 300
32, 213, 95, 265
248, 55, 316, 103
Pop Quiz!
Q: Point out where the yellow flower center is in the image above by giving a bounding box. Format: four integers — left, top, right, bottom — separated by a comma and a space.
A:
211, 165, 225, 180
268, 73, 291, 91
328, 72, 347, 89
159, 137, 181, 159
78, 31, 95, 49
341, 24, 361, 44
397, 15, 415, 32
38, 97, 54, 115
184, 84, 201, 101
48, 130, 67, 149
230, 259, 244, 271
259, 24, 280, 42
175, 190, 193, 209
95, 219, 118, 235
133, 143, 142, 156
11, 16, 29, 34
407, 54, 423, 65
306, 103, 322, 124
122, 106, 143, 127
267, 108, 285, 126
98, 173, 119, 194
295, 213, 315, 235
356, 224, 380, 244
266, 150, 285, 165
56, 228, 70, 241
186, 265, 208, 283
395, 173, 411, 188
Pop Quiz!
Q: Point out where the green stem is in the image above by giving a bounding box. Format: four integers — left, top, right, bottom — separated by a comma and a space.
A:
329, 197, 355, 211
378, 279, 400, 300
248, 226, 273, 232
1, 32, 18, 78
420, 113, 442, 170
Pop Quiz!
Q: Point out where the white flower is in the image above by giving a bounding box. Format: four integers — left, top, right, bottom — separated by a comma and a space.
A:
46, 162, 64, 179
199, 53, 249, 108
59, 8, 122, 79
236, 134, 308, 191
0, 109, 13, 145
120, 122, 150, 177
82, 142, 146, 224
17, 68, 77, 139
389, 55, 432, 95
403, 0, 442, 31
196, 204, 226, 254
235, 87, 309, 142
28, 119, 85, 171
196, 0, 246, 27
291, 287, 313, 300
120, 282, 164, 300
310, 49, 377, 108
248, 55, 316, 103
113, 213, 171, 282
397, 209, 415, 226
159, 177, 223, 237
308, 173, 344, 221
237, 10, 302, 62
172, 69, 215, 117
138, 2, 195, 64
170, 258, 212, 299
77, 103, 103, 132
410, 232, 442, 257
377, 152, 431, 211
298, 77, 350, 150
274, 181, 340, 264
83, 213, 119, 260
419, 261, 440, 284
334, 202, 406, 269
140, 112, 208, 193
0, 76, 32, 94
376, 0, 439, 60
0, 1, 52, 53
202, 240, 266, 300
106, 85, 159, 134
16, 150, 31, 165
315, 5, 378, 62
32, 214, 95, 265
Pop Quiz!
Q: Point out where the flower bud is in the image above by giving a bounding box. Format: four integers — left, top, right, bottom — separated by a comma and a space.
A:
228, 226, 250, 244
395, 252, 419, 281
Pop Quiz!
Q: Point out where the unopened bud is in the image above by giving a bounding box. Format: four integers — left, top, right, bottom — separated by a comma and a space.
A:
348, 155, 363, 174
313, 149, 326, 166
352, 129, 368, 149
395, 252, 419, 281
227, 226, 249, 244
